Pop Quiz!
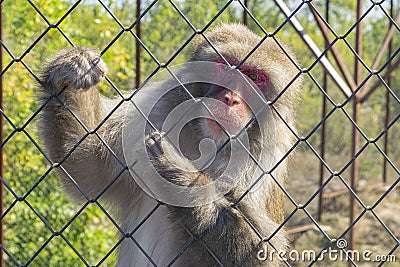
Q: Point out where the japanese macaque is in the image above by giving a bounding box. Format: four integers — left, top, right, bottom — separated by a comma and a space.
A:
39, 23, 302, 266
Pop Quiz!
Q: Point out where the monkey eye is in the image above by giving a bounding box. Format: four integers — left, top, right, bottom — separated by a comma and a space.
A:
247, 73, 260, 81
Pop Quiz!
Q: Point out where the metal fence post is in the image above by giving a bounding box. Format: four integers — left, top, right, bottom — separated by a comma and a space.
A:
135, 0, 142, 89
0, 2, 4, 266
349, 0, 363, 259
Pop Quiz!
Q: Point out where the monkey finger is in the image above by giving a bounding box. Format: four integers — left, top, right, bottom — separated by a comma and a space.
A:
145, 131, 165, 159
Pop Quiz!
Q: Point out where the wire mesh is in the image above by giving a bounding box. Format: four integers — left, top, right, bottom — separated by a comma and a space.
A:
0, 0, 399, 266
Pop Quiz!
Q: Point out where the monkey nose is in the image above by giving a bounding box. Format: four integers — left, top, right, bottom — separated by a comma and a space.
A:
224, 92, 241, 107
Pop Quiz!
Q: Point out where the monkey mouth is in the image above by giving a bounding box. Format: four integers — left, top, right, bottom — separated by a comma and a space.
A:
205, 116, 243, 135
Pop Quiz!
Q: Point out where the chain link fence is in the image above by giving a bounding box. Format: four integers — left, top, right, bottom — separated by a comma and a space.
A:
0, 0, 399, 266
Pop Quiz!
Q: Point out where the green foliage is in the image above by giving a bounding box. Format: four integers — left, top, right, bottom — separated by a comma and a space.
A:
3, 0, 118, 265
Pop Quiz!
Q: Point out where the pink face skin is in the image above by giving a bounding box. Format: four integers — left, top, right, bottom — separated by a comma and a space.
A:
214, 57, 269, 91
205, 57, 269, 137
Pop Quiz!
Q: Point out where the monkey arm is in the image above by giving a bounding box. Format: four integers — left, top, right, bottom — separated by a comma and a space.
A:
39, 47, 126, 201
145, 132, 287, 266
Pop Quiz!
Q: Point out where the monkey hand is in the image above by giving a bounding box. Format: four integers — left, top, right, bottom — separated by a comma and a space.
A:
145, 131, 184, 183
41, 46, 107, 93
145, 131, 181, 171
145, 131, 168, 161
145, 132, 210, 187
145, 131, 187, 168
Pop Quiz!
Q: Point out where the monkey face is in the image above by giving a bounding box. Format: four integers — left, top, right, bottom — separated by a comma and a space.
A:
191, 24, 303, 112
183, 61, 268, 142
